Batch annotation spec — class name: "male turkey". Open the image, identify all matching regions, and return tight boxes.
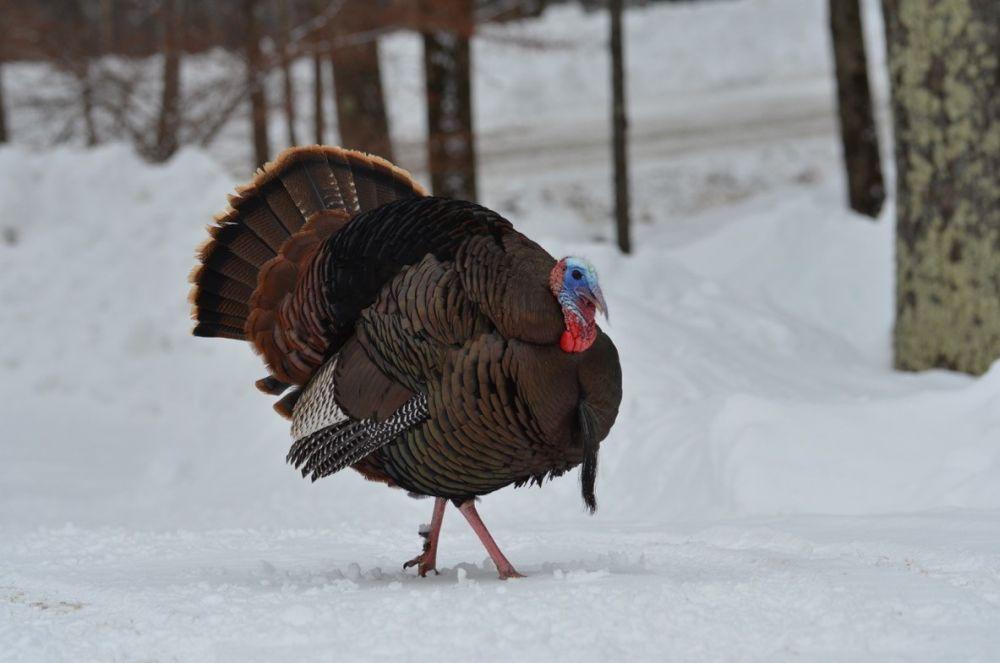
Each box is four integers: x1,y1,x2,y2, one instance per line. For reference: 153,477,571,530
189,146,621,578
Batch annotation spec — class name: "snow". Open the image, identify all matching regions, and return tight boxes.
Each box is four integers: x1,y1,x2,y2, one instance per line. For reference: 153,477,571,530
5,517,1000,661
3,0,1000,661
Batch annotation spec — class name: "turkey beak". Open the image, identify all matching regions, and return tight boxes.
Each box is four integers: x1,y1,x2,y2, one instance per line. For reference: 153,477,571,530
581,285,609,321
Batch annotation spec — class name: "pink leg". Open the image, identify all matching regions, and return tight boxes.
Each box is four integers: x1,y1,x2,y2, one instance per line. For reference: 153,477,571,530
404,497,446,576
458,500,525,580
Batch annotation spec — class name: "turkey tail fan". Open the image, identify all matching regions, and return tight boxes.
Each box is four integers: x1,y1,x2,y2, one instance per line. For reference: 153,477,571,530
578,403,600,514
287,393,430,482
189,145,426,351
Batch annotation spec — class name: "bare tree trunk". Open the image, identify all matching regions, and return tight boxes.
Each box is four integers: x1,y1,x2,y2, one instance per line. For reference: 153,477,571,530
65,0,99,147
884,0,1000,374
80,62,99,147
0,60,7,144
312,50,325,144
829,0,884,218
153,0,182,162
330,2,394,160
0,12,7,144
275,0,298,146
422,0,476,201
609,0,631,254
100,0,116,54
244,0,270,168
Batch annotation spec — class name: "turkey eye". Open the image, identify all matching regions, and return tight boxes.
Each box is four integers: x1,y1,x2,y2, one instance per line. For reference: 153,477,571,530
571,269,583,281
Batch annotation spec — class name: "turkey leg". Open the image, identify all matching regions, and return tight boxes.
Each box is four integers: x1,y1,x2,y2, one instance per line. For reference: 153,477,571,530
404,497,446,576
458,500,525,580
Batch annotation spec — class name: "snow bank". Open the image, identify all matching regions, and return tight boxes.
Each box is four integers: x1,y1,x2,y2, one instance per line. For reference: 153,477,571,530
710,365,1000,514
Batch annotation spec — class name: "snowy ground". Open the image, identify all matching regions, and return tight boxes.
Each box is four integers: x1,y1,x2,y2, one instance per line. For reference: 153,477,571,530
6,514,1000,661
3,1,1000,661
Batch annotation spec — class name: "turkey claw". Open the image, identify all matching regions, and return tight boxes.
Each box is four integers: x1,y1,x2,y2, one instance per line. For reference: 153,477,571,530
403,553,438,577
498,567,525,580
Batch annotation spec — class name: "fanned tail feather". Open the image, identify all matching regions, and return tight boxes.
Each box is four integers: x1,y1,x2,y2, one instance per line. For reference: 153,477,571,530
188,146,426,380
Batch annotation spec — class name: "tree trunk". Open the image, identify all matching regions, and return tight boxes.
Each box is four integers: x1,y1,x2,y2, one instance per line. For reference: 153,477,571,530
0,14,7,144
884,0,1000,374
330,2,394,160
99,0,116,54
329,39,394,159
65,0,99,147
153,0,182,162
829,0,884,218
312,50,325,144
422,0,477,201
0,60,7,144
610,0,631,254
80,62,99,147
275,0,298,146
244,0,270,168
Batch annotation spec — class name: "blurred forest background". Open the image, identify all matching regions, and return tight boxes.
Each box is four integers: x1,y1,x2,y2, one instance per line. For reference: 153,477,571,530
0,0,996,374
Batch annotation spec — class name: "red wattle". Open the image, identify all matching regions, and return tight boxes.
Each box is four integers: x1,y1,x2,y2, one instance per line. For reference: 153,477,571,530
560,331,576,352
560,318,596,353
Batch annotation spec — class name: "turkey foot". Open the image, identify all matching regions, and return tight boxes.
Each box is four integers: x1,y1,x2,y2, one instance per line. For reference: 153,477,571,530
404,497,446,576
458,500,525,580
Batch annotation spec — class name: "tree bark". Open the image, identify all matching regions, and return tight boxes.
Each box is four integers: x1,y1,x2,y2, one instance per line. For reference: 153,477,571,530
330,1,394,160
0,60,7,144
244,0,270,168
0,12,7,144
829,0,884,218
610,0,631,254
884,0,1000,374
152,0,182,162
79,61,99,147
312,50,325,144
422,0,477,201
274,0,298,146
65,0,99,147
99,0,116,54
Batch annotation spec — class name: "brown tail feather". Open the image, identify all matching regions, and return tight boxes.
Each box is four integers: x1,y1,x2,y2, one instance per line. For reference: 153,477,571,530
189,145,426,383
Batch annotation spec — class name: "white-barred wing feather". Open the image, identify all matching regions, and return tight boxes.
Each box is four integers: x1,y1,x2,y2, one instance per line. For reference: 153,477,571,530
287,393,429,482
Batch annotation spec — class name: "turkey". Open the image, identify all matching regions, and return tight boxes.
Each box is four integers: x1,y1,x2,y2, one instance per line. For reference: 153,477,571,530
189,146,622,579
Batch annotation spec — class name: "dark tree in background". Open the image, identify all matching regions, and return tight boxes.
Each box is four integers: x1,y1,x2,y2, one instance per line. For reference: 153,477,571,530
330,0,394,160
274,0,299,147
66,0,99,147
421,0,477,201
312,50,325,144
883,0,1000,375
609,0,631,254
829,0,884,218
243,0,270,167
0,14,7,144
152,0,182,162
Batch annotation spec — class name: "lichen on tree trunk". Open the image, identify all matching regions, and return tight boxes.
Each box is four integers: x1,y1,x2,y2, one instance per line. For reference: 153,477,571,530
883,0,1000,375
